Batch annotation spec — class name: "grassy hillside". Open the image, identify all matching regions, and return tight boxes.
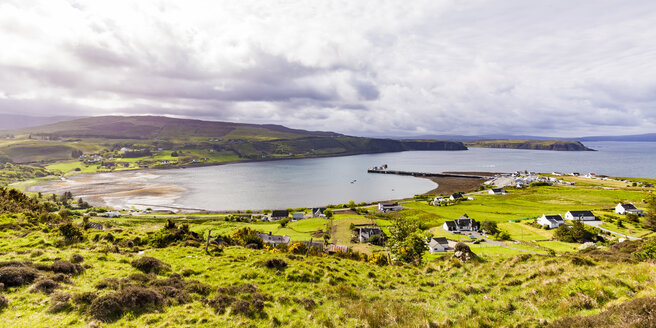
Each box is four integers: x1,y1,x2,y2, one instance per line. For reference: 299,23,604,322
6,116,339,141
0,193,655,326
0,116,466,168
466,139,594,151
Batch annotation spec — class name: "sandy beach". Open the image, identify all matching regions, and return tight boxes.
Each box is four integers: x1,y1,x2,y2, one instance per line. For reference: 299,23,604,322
27,170,188,211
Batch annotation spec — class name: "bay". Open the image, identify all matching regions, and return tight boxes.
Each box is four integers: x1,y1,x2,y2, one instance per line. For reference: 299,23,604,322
31,141,656,211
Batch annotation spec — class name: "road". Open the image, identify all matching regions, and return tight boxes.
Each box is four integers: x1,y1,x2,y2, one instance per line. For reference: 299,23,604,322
583,220,641,240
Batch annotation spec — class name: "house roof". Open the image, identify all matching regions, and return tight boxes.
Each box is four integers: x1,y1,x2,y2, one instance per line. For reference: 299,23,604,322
430,237,449,245
542,214,564,224
312,207,327,214
271,210,289,217
444,221,456,230
491,188,505,192
619,203,638,210
360,227,382,236
258,233,291,244
379,202,399,207
567,210,595,217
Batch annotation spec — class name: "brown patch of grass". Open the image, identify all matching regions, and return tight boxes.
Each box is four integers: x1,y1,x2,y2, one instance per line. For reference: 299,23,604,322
549,296,656,328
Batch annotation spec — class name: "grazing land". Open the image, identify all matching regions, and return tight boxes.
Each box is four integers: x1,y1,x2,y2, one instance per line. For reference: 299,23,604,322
0,170,655,327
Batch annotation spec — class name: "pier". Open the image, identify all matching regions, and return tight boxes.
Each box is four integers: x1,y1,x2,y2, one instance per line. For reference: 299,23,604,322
367,169,485,179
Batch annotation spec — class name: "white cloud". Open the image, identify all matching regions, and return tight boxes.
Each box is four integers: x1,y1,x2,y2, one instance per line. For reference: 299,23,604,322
0,0,655,137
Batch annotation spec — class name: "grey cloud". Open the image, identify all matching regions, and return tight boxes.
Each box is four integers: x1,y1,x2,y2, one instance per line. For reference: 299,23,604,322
1,0,656,137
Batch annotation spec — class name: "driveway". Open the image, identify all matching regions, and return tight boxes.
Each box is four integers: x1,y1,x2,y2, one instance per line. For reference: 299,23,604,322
583,220,641,240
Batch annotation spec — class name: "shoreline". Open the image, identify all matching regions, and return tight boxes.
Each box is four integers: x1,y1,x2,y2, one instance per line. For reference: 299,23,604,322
25,167,497,213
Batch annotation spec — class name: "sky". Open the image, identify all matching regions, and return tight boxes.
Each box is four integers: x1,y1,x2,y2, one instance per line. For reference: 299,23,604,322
1,0,656,137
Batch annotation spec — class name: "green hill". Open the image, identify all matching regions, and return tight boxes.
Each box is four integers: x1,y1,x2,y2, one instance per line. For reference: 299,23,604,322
6,115,340,141
0,116,466,166
466,139,594,151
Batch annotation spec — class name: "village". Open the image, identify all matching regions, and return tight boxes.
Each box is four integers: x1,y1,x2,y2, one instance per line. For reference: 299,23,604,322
88,169,653,259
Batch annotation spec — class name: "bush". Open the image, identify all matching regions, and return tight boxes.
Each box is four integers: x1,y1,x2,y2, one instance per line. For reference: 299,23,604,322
0,294,7,310
208,294,236,314
51,260,84,275
289,242,308,255
264,259,288,270
30,278,60,294
48,293,72,313
59,223,83,242
131,257,171,275
95,278,119,290
0,266,39,287
369,253,389,266
89,286,164,322
72,291,98,305
70,254,84,264
88,294,123,322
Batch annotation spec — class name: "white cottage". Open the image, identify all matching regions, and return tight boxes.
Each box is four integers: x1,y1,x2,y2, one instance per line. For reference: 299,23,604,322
378,202,403,212
537,214,564,229
615,203,644,216
428,237,450,253
565,211,596,221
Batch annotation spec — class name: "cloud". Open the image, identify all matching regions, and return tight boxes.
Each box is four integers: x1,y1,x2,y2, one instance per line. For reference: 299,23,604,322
0,0,655,137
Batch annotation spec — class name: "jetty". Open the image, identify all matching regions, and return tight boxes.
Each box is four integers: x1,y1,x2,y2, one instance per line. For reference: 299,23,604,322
367,168,485,179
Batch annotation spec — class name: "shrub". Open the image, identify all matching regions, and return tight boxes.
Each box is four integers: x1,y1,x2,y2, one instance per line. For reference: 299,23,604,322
88,294,124,322
131,257,171,275
51,260,84,275
369,253,389,266
207,294,236,314
289,242,308,255
30,278,60,294
70,254,84,264
72,291,98,305
47,293,72,313
0,266,39,287
264,259,288,270
0,294,7,310
95,278,119,290
59,223,83,242
184,281,212,296
231,299,265,318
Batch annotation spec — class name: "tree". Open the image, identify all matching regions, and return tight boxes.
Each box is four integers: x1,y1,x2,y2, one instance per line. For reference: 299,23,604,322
59,223,83,242
323,209,333,219
368,234,384,246
570,221,593,242
388,217,427,264
279,218,290,228
171,151,179,157
481,221,499,235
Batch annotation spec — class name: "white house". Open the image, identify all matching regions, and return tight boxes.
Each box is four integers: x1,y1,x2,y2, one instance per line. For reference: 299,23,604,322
311,208,327,218
488,188,508,195
443,216,480,233
292,212,305,221
378,202,403,212
105,211,121,218
258,232,291,247
359,227,383,243
565,210,596,221
615,203,644,216
449,193,464,201
537,214,564,229
428,237,450,253
432,197,447,205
